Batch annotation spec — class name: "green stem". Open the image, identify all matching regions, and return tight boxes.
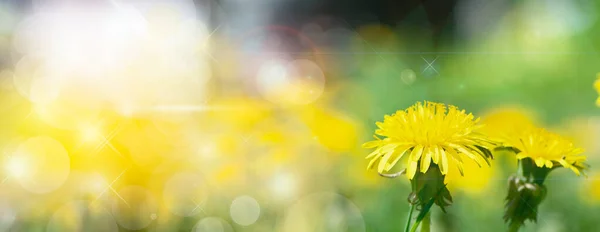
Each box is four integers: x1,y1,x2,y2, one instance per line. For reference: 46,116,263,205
508,222,521,232
421,212,431,232
409,220,420,232
409,212,431,232
404,204,415,232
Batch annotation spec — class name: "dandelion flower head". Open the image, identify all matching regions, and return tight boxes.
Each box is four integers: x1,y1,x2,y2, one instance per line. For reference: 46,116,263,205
508,127,587,175
363,101,496,179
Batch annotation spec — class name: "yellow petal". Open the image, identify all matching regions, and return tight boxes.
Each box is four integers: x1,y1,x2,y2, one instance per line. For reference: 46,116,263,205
377,151,395,173
420,147,432,173
440,148,449,175
367,156,380,170
385,145,413,171
365,149,382,160
445,148,464,175
558,159,581,175
452,144,485,167
380,143,400,154
432,146,440,164
515,153,528,160
362,140,381,148
534,158,545,167
570,166,581,175
445,147,463,162
411,144,424,161
456,160,465,176
407,160,418,179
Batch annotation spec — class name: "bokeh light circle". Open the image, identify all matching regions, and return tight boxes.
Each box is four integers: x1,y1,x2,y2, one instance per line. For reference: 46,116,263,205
66,171,108,199
12,56,40,100
10,136,70,194
269,172,297,202
255,58,290,102
163,172,209,217
192,217,234,232
111,186,158,230
286,59,326,104
32,99,102,130
256,59,325,105
229,195,261,226
401,69,417,85
279,192,366,232
28,73,60,104
46,200,118,232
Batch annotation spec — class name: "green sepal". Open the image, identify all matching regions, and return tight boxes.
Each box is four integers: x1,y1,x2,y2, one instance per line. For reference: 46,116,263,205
475,145,494,160
409,164,453,212
503,175,548,228
494,146,521,154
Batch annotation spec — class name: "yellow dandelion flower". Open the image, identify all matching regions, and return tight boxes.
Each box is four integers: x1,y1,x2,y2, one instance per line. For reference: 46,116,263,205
479,106,538,170
508,127,587,175
363,101,496,179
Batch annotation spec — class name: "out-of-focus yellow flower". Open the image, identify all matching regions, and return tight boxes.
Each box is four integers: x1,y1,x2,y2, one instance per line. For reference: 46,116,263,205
444,158,494,195
116,119,174,167
507,127,587,175
344,159,384,188
298,106,360,153
555,117,600,162
209,97,271,132
216,163,243,183
594,73,600,106
582,173,600,203
363,101,496,179
479,106,538,144
479,106,538,170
